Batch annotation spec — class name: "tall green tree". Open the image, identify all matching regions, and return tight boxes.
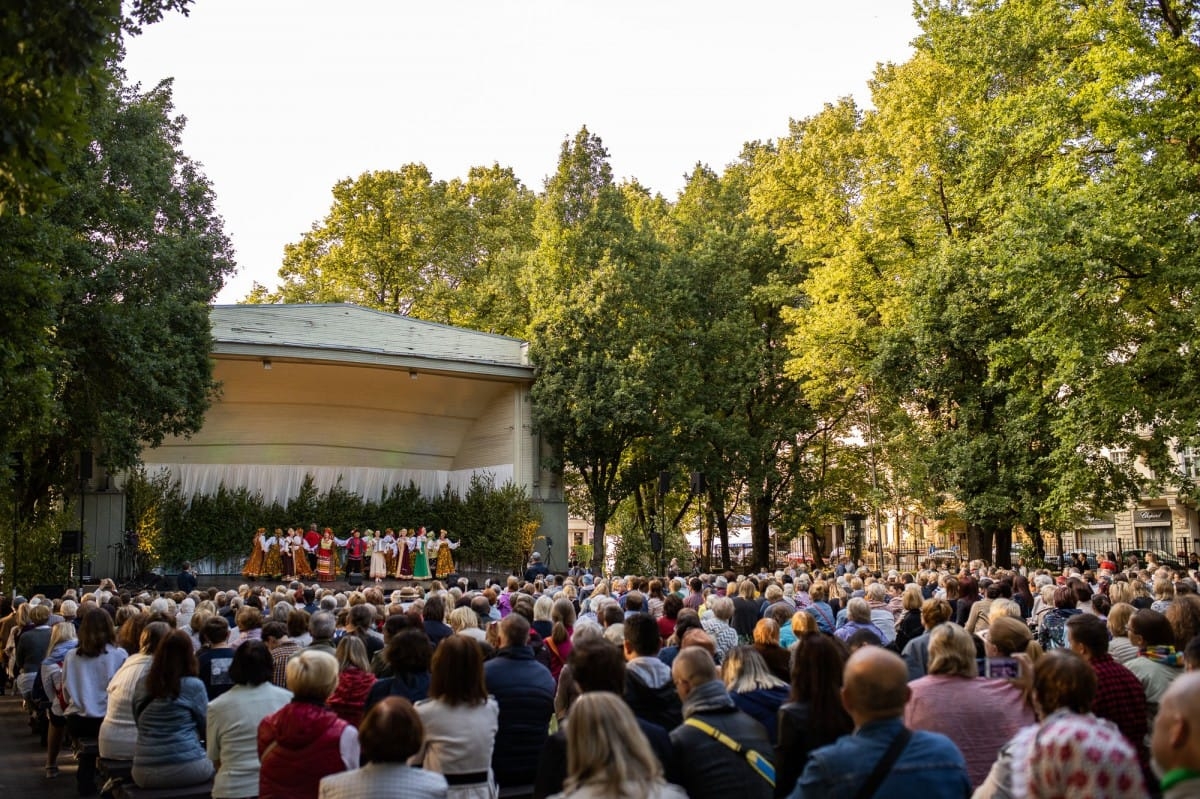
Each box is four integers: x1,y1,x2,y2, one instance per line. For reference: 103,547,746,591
2,75,234,519
526,127,672,572
258,163,536,336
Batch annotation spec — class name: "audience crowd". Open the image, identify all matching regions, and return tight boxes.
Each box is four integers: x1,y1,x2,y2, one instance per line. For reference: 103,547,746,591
4,549,1200,798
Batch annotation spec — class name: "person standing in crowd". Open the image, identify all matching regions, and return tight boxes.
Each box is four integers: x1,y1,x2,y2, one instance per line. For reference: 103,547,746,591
62,608,128,796
414,636,499,799
485,613,556,790
548,692,686,799
258,649,359,799
901,598,954,681
343,529,367,580
369,529,391,583
973,650,1145,798
1150,671,1200,799
316,528,340,582
525,551,550,583
434,529,461,579
721,647,788,744
178,561,198,593
670,647,775,799
700,596,739,662
131,630,214,790
789,646,969,798
207,641,292,799
318,697,448,799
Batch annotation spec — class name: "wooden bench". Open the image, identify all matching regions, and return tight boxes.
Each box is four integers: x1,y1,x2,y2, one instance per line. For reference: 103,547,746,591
98,757,133,781
72,736,100,758
498,785,534,799
112,779,213,799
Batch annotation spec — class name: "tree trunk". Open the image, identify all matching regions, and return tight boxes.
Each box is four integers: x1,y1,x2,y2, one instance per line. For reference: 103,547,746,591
994,525,1013,569
592,516,607,574
751,494,772,570
966,522,991,563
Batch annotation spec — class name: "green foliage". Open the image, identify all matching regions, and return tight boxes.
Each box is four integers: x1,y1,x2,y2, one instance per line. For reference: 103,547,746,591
0,508,78,594
125,470,537,574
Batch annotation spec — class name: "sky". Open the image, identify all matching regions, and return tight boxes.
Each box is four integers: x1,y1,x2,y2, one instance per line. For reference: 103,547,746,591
121,1,923,304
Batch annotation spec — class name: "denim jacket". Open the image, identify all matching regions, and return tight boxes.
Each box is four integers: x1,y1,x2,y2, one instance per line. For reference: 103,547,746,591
787,717,970,799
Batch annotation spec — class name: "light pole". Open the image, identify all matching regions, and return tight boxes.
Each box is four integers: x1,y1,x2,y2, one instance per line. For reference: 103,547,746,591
844,512,866,567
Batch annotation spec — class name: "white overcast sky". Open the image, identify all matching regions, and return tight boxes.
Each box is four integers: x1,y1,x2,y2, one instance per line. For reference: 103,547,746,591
122,1,922,304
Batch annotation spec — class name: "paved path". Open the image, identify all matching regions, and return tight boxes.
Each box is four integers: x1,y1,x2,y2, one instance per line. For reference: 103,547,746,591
0,693,80,798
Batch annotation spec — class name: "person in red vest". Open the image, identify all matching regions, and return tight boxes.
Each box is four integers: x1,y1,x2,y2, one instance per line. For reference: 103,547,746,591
303,523,321,573
258,649,358,799
344,529,367,580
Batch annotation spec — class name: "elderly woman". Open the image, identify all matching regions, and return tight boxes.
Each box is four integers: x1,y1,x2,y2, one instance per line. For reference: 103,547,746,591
893,585,926,653
906,623,1035,788
259,649,359,799
1107,602,1140,663
973,650,1146,798
700,596,739,662
131,630,214,789
207,641,292,799
833,598,885,645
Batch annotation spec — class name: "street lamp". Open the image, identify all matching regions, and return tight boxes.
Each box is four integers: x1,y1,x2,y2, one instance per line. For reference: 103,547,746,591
844,512,866,567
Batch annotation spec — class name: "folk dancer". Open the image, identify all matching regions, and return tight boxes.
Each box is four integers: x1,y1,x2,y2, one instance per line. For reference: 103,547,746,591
262,528,286,579
434,529,461,579
411,527,431,580
343,529,367,580
369,531,391,583
316,528,341,582
394,529,413,578
287,527,314,579
302,523,321,572
241,528,267,579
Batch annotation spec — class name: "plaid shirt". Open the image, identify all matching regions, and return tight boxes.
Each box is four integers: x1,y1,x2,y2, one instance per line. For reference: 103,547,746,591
1091,654,1148,753
270,639,302,688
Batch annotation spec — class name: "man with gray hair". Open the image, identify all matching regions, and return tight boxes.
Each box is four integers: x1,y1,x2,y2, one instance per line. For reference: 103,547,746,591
306,611,337,656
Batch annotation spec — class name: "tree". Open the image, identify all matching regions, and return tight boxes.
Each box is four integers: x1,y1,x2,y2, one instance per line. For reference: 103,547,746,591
526,127,673,572
2,75,234,522
0,0,192,215
259,163,537,335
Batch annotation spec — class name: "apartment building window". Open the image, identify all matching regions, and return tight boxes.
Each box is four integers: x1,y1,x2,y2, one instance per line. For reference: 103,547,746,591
1182,446,1200,480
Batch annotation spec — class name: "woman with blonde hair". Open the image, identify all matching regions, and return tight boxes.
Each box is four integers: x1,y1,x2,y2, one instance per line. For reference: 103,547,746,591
1106,602,1139,663
751,618,790,682
1108,580,1135,607
548,691,685,799
986,616,1044,665
40,621,79,778
906,623,1035,788
721,647,788,744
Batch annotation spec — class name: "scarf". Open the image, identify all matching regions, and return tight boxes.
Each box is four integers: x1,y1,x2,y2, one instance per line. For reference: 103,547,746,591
1140,645,1183,667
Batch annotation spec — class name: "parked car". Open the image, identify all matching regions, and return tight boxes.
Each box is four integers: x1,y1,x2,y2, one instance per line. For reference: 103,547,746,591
1122,549,1186,571
924,549,961,570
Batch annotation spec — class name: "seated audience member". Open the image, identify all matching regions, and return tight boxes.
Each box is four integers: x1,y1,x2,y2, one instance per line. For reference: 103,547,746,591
790,646,969,798
1150,671,1200,798
63,608,129,796
670,647,775,799
414,635,499,797
624,613,683,730
326,635,377,726
974,649,1145,799
1065,612,1149,771
485,612,556,789
904,623,1034,788
363,627,433,713
207,640,292,799
752,618,791,683
131,630,214,789
722,646,789,744
99,621,171,762
1126,609,1185,730
900,598,954,681
549,692,685,799
536,639,677,799
318,697,448,799
197,614,236,700
259,649,359,799
776,633,853,798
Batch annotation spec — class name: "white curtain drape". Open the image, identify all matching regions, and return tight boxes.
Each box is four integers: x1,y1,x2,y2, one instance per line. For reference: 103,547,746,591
146,463,515,507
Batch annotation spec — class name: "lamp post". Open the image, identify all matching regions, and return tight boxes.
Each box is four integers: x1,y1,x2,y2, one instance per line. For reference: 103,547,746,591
844,512,866,567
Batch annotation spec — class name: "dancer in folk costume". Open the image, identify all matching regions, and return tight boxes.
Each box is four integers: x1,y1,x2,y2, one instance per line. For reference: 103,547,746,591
316,528,341,582
434,529,461,578
261,528,286,579
411,527,432,580
242,528,267,578
287,527,314,579
394,528,413,578
302,523,321,572
369,530,391,583
342,529,367,579
380,528,398,575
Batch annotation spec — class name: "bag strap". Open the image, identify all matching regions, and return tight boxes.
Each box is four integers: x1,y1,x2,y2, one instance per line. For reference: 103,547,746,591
684,718,775,787
854,727,912,799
